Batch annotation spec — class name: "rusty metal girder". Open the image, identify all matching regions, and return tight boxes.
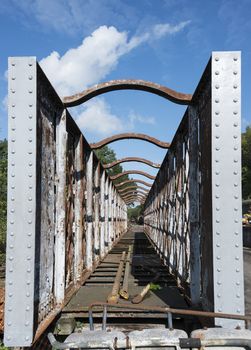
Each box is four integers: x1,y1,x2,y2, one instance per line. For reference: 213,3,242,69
125,199,145,205
119,185,149,194
123,192,146,198
116,179,153,188
63,79,193,107
125,197,144,203
110,170,155,181
90,133,170,149
120,189,148,198
124,195,146,203
103,157,161,169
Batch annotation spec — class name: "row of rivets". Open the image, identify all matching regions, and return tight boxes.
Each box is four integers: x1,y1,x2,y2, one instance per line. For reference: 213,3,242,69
7,59,16,318
213,54,242,317
6,60,36,340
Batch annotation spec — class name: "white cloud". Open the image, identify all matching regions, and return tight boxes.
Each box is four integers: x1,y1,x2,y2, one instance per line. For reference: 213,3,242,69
74,98,124,135
128,111,155,128
40,26,130,96
72,98,156,136
40,22,190,96
153,21,191,38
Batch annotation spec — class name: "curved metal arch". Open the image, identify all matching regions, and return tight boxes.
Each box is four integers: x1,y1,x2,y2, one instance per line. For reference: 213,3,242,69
103,157,160,169
90,133,169,150
110,170,155,181
125,199,145,205
63,79,192,107
123,192,146,198
121,189,148,198
123,193,146,201
124,196,146,204
126,199,144,205
116,179,152,188
119,185,149,193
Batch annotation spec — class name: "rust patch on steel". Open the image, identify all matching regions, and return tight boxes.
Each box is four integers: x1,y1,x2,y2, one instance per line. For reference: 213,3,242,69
119,185,149,193
103,157,161,169
88,302,251,322
125,195,145,200
110,170,155,181
90,133,170,149
124,194,146,200
120,189,148,198
63,79,193,107
116,179,153,188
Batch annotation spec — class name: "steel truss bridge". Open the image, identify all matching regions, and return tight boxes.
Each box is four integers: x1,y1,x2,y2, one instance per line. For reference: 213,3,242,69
4,52,250,348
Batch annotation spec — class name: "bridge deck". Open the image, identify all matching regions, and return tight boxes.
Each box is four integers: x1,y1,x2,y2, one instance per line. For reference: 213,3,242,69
63,225,188,323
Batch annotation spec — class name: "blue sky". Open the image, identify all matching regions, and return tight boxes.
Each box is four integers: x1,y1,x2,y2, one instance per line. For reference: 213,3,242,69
1,0,251,192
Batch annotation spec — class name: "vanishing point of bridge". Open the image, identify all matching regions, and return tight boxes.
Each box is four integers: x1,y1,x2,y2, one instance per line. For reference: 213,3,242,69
4,52,249,348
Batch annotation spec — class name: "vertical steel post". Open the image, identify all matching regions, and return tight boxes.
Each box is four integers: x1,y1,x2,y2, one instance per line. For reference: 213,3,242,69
114,191,118,239
108,182,112,248
111,186,115,241
94,161,100,260
55,110,67,301
211,52,244,327
86,150,93,269
100,170,105,257
4,57,37,347
104,176,109,251
74,135,84,282
188,106,201,305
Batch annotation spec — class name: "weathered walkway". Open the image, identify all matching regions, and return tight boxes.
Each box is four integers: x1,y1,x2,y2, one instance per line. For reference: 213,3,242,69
62,225,189,329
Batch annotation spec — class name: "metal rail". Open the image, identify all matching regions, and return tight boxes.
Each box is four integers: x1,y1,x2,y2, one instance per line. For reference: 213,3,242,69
63,79,193,107
110,170,155,181
119,186,149,194
103,157,161,169
90,133,170,149
120,190,148,198
116,179,153,188
123,194,146,201
88,302,251,325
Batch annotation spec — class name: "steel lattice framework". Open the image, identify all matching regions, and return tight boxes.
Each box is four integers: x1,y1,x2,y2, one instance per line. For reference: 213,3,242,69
4,52,245,347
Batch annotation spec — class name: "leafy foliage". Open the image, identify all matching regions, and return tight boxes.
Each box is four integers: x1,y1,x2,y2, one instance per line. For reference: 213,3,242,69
149,283,161,291
242,126,251,199
0,139,7,264
95,145,136,191
127,204,144,222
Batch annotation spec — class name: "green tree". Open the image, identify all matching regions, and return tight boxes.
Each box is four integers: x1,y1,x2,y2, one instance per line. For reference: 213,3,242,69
95,145,136,190
242,126,251,199
127,204,144,223
0,139,7,264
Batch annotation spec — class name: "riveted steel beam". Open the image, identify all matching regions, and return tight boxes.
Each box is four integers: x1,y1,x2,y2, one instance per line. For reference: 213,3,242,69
125,197,145,204
90,133,170,149
110,170,155,181
116,179,153,188
118,185,149,194
63,79,192,107
120,189,148,198
103,157,160,169
124,194,146,202
4,57,129,347
125,197,145,203
123,193,146,199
